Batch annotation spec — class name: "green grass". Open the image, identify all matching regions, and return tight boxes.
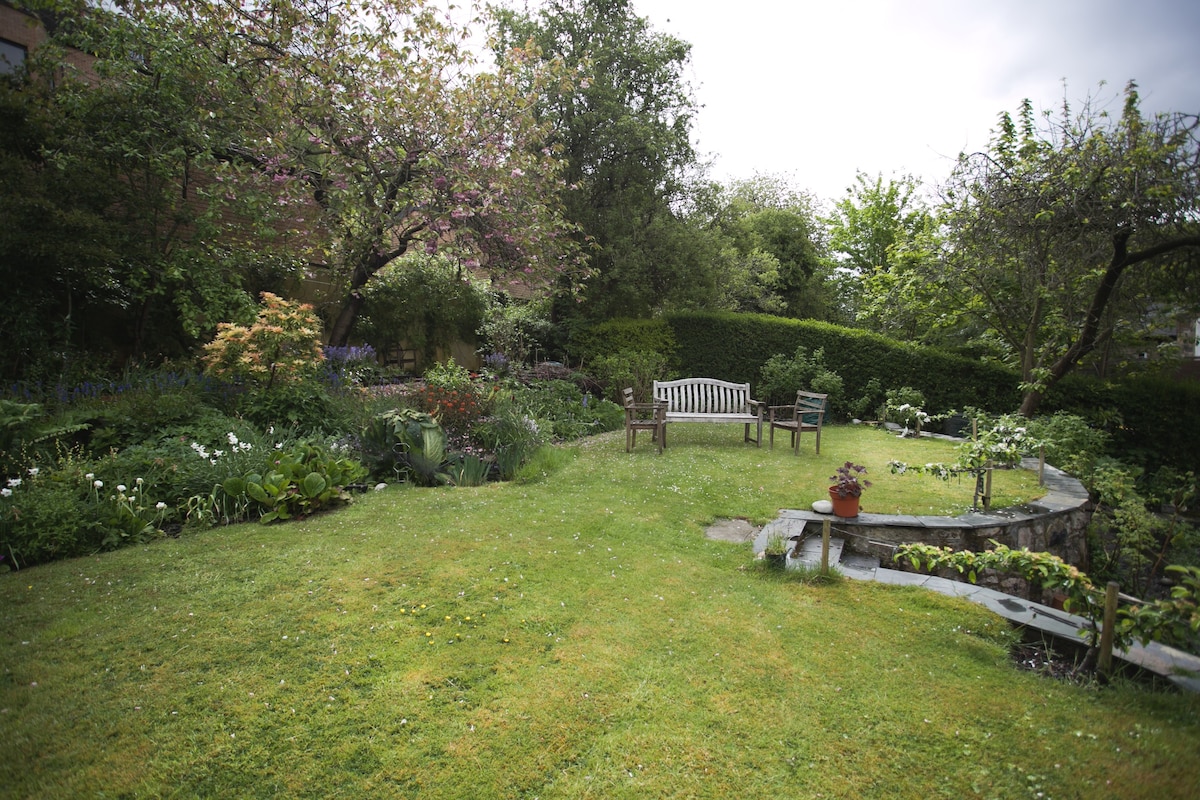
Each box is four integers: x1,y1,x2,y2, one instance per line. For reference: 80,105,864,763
2,425,1197,798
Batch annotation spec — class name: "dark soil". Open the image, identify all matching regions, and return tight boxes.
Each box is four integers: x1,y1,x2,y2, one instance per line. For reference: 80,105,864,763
1011,640,1090,682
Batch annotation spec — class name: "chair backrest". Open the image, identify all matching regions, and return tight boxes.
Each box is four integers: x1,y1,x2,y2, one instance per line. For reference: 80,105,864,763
795,390,827,425
622,387,636,407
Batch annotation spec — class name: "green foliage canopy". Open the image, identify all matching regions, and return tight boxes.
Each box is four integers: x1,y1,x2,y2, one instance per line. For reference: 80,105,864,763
490,0,704,321
934,83,1200,414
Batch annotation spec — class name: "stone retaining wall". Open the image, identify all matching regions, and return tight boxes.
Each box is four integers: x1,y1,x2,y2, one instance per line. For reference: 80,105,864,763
783,458,1093,570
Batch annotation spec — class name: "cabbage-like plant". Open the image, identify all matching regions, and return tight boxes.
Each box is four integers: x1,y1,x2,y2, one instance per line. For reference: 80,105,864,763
360,408,450,486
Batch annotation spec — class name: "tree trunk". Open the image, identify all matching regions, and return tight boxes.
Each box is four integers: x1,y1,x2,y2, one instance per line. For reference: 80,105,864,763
327,290,365,347
324,244,409,346
1015,231,1200,416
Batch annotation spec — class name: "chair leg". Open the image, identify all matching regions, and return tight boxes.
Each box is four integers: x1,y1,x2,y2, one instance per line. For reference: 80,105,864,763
814,427,821,455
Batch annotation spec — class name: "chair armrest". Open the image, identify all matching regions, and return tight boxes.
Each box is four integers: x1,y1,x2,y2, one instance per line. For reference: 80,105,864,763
768,405,795,421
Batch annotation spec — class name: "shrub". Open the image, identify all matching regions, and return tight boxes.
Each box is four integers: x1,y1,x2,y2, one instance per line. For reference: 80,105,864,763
236,381,337,435
323,345,382,388
477,296,555,365
849,378,886,421
1,452,175,568
570,318,678,366
1023,412,1109,478
360,408,451,486
589,349,670,404
473,399,545,481
510,380,623,441
215,442,367,524
1,467,93,568
758,345,844,412
202,292,325,390
882,387,927,430
357,253,489,365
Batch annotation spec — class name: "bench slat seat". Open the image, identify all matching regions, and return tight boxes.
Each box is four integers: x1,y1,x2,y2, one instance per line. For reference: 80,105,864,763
653,378,763,448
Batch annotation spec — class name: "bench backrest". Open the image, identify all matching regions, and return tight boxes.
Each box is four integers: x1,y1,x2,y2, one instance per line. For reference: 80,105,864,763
654,378,752,414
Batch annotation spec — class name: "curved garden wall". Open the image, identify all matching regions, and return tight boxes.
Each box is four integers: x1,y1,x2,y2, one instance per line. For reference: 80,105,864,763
788,458,1092,571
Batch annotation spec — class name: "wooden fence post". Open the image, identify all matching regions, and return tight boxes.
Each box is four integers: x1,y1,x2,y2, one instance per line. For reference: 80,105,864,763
821,519,831,573
1098,581,1120,677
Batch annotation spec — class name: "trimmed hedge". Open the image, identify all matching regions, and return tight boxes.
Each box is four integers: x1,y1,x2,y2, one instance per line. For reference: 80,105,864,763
572,312,1020,414
1046,373,1200,474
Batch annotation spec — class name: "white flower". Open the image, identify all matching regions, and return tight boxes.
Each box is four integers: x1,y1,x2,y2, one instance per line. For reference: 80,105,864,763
227,432,239,446
213,450,224,458
7,478,21,488
94,480,103,488
1,488,11,498
136,477,144,485
156,502,167,510
85,472,95,480
27,467,39,477
117,484,127,493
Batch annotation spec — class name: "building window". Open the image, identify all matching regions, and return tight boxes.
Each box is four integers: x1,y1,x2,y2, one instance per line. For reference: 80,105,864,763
0,38,26,74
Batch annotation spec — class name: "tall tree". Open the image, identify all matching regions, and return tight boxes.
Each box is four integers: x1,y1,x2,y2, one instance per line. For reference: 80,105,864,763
127,0,584,346
0,2,291,377
934,84,1200,414
825,171,939,337
698,173,836,319
490,0,703,320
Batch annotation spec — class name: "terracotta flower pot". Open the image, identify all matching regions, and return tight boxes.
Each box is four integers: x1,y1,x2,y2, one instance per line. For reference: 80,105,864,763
828,487,860,518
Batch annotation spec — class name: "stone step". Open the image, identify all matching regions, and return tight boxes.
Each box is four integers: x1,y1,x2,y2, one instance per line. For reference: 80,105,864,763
752,517,808,555
786,535,844,570
840,552,882,573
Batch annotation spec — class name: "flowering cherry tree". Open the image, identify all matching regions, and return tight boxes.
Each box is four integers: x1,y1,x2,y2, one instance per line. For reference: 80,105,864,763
130,0,586,345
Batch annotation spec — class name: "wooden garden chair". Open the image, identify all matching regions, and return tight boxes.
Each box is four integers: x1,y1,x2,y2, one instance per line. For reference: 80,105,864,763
623,387,666,454
768,390,827,455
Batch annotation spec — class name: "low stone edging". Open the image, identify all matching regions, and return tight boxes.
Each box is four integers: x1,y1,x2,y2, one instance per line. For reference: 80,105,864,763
781,457,1093,570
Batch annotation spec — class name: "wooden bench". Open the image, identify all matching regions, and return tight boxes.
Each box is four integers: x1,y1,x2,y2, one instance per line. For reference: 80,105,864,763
653,378,764,448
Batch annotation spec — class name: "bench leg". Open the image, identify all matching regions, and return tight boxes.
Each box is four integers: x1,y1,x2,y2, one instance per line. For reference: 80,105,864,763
743,420,763,446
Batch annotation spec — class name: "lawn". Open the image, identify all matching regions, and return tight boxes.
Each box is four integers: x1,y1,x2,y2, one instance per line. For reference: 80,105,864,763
2,425,1197,798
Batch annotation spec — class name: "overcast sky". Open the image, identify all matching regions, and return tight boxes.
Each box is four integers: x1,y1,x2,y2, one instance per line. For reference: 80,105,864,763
625,0,1200,202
